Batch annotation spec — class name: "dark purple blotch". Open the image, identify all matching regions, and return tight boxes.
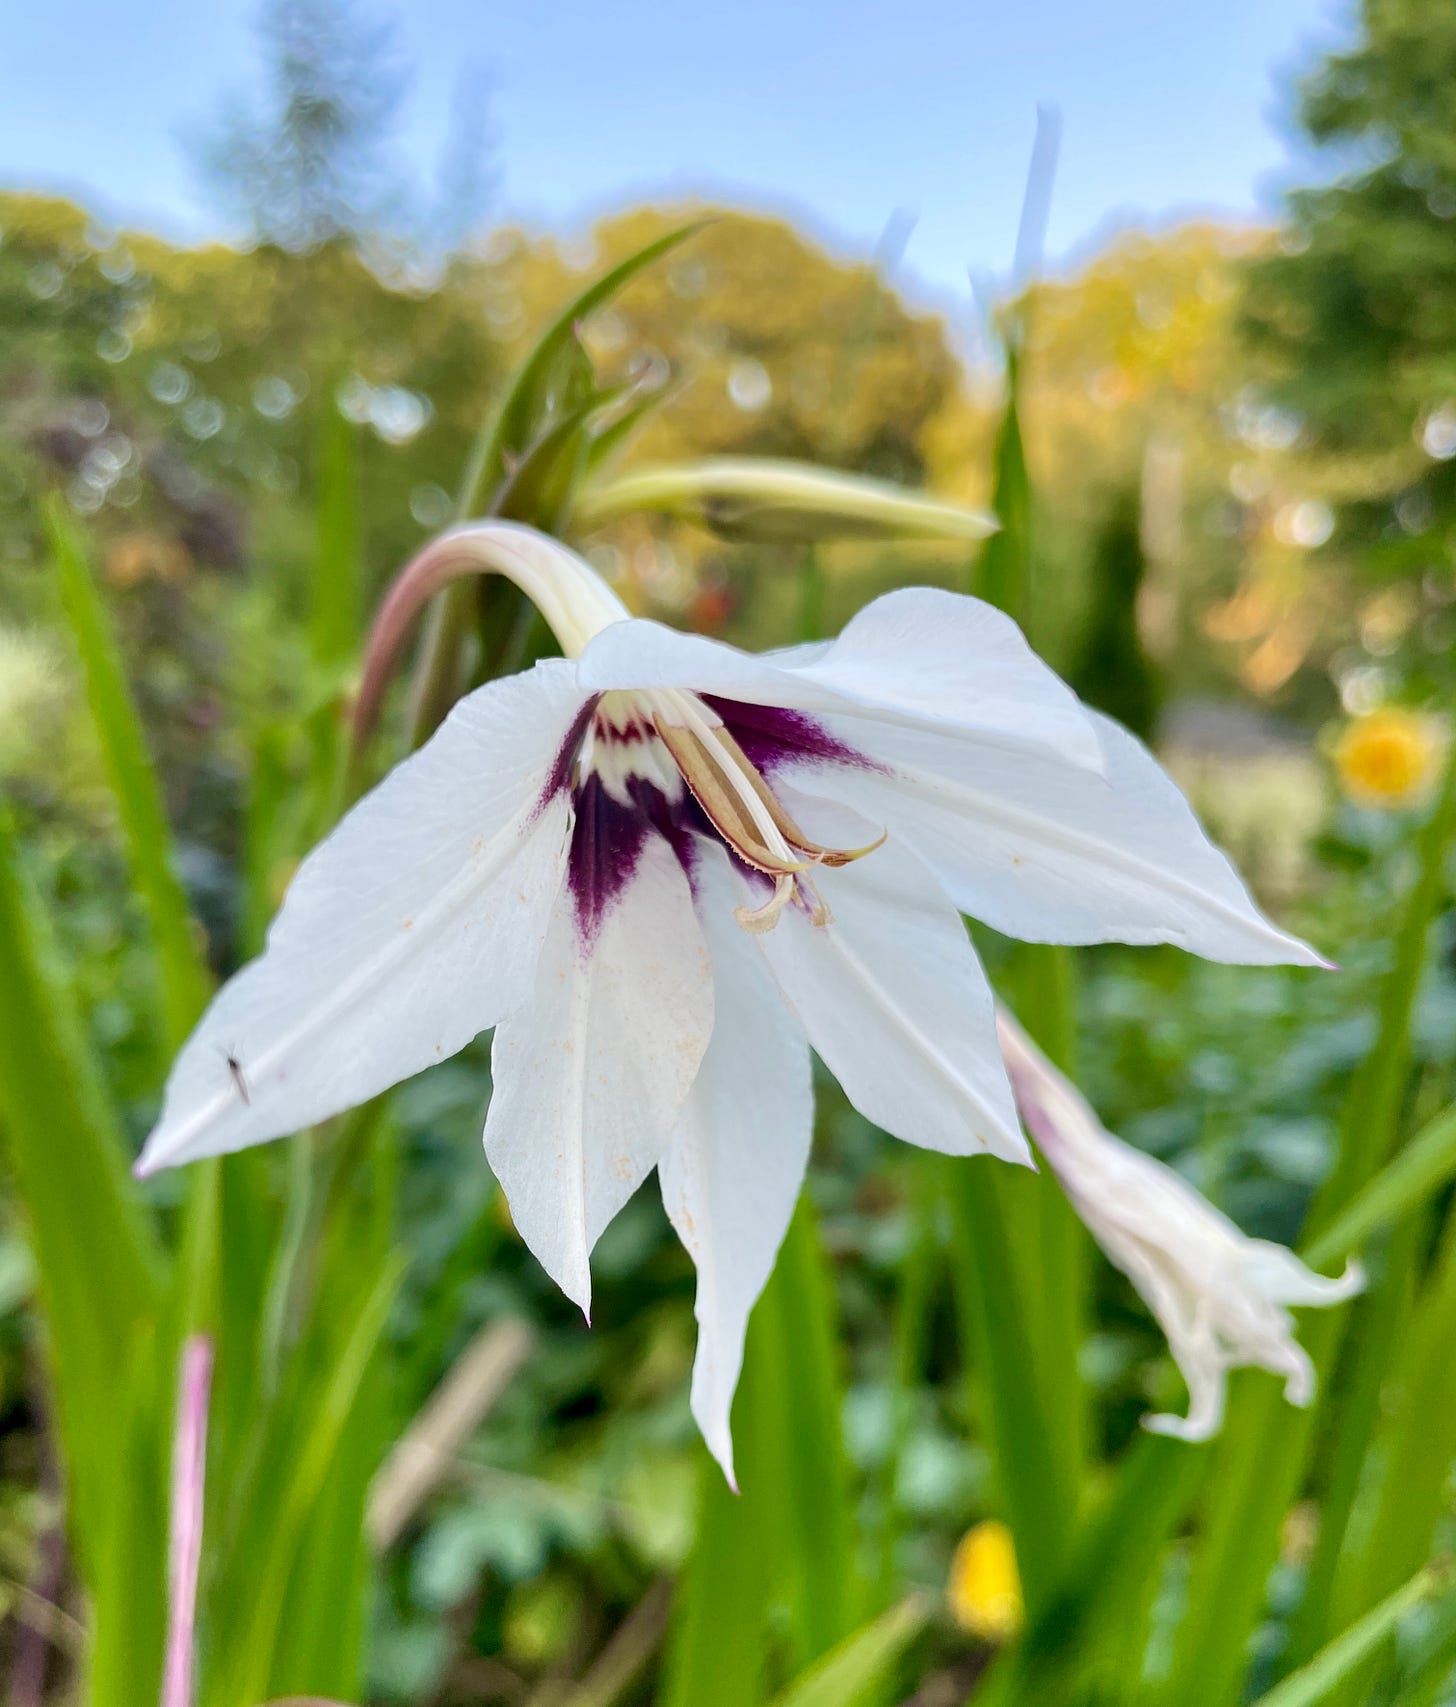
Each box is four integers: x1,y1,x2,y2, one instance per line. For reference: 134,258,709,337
566,773,712,945
702,696,871,774
536,695,599,816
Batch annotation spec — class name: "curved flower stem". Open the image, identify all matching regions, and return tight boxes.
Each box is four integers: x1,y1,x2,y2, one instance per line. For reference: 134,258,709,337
346,522,628,787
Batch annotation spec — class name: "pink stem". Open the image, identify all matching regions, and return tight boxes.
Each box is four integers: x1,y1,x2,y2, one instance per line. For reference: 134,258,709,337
162,1336,214,1707
351,529,494,752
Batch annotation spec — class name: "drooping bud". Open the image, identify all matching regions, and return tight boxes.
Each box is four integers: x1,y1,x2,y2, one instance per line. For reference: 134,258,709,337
995,1007,1362,1441
573,457,998,545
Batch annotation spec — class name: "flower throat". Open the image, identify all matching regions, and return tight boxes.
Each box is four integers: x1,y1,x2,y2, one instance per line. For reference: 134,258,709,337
555,690,881,942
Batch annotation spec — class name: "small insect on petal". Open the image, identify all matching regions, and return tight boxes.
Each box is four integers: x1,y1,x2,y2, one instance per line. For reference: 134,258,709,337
225,1053,251,1107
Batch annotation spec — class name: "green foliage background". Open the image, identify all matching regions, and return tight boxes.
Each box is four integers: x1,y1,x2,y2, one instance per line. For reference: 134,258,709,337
4,1,1456,1702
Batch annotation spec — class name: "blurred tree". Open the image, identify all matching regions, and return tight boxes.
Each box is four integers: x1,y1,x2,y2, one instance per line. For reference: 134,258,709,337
919,223,1374,708
475,206,966,645
200,0,409,253
197,0,495,258
1243,0,1456,454
197,0,402,252
1241,0,1456,688
486,206,956,484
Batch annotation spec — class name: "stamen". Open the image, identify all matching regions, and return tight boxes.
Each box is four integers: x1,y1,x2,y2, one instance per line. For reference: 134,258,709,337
650,688,886,880
733,874,798,934
654,692,807,868
583,688,883,938
654,717,813,877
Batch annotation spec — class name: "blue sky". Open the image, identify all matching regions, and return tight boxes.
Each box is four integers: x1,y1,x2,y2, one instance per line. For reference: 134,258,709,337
0,0,1351,309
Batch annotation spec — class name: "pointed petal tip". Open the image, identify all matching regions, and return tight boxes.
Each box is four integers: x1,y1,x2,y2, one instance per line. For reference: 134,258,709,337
133,1143,164,1180
980,1112,1036,1171
552,1260,594,1324
1288,930,1336,970
566,1273,593,1326
1260,931,1335,972
692,1389,740,1492
706,1433,738,1492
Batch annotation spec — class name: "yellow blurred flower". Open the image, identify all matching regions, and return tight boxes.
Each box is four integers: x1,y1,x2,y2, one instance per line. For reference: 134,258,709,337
948,1519,1023,1642
1333,709,1444,812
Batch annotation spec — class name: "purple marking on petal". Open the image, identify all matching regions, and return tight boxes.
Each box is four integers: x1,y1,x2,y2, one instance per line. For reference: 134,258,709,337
702,695,873,773
567,775,711,943
630,776,712,896
568,773,650,942
536,695,598,817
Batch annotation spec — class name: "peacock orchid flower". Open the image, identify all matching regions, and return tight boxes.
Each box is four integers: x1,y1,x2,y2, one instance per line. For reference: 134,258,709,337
995,1008,1362,1441
138,521,1327,1481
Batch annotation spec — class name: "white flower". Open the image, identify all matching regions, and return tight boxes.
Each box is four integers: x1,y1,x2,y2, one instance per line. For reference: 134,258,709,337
138,522,1323,1481
995,1009,1362,1441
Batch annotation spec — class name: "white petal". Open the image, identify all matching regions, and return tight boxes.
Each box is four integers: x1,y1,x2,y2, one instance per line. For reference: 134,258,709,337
484,835,715,1315
786,586,1102,766
659,847,813,1486
137,661,587,1173
747,806,1027,1165
810,708,1323,966
576,588,1101,766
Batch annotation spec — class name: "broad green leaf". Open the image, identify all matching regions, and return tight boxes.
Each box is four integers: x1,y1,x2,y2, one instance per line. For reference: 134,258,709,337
216,1253,404,1707
1303,1095,1456,1269
945,1157,1077,1618
46,495,211,1051
767,1595,930,1707
998,943,1089,1506
662,1198,857,1705
300,408,363,838
757,1199,860,1665
973,1433,1200,1706
408,223,705,742
465,222,706,515
975,344,1032,627
660,1448,777,1707
47,497,228,1382
309,406,362,671
1156,747,1456,1707
874,1160,939,1605
0,798,163,1556
943,352,1085,1618
1279,1217,1418,1679
87,1327,169,1706
1250,1560,1455,1707
1317,1216,1456,1704
265,1359,383,1700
